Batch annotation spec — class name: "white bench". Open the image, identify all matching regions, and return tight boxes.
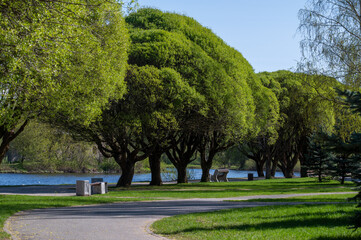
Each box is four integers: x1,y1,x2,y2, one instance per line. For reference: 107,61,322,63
211,169,229,182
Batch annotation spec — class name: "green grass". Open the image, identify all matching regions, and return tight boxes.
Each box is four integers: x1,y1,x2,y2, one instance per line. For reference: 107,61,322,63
238,194,356,203
151,204,361,240
0,178,358,239
108,178,355,199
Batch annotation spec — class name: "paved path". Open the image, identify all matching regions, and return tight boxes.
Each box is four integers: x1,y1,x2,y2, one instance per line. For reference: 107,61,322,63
4,192,355,240
0,185,75,196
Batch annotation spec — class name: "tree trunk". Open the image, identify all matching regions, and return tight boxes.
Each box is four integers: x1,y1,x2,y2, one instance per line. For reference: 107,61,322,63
177,164,188,184
149,152,163,186
340,175,345,185
200,147,215,182
114,155,136,187
0,120,28,164
300,165,308,178
201,162,212,182
117,161,135,187
255,160,265,177
283,167,294,178
0,143,10,164
265,156,272,179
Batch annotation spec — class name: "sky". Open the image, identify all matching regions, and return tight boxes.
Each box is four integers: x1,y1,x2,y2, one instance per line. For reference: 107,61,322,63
136,0,308,73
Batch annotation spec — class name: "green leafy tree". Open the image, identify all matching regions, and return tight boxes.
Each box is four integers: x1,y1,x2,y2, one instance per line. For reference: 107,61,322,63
243,71,336,179
7,121,101,173
70,65,203,186
126,8,278,183
0,0,129,163
330,89,361,230
304,132,333,182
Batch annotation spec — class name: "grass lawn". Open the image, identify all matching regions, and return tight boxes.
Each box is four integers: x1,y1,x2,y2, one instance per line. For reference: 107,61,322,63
151,204,361,240
0,178,358,239
239,193,357,203
109,178,355,199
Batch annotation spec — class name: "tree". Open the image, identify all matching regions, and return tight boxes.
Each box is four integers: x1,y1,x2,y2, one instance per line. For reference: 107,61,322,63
243,71,336,179
8,121,100,173
0,0,129,163
126,8,278,183
299,0,361,87
299,0,361,229
69,65,203,187
304,132,333,182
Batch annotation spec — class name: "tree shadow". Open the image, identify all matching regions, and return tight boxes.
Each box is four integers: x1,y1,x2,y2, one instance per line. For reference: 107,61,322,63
311,235,361,240
158,216,354,236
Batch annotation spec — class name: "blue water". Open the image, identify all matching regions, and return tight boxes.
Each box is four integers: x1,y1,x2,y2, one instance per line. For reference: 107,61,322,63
0,169,299,186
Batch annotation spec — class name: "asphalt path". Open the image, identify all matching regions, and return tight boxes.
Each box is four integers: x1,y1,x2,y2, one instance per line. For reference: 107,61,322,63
0,185,75,196
4,192,356,240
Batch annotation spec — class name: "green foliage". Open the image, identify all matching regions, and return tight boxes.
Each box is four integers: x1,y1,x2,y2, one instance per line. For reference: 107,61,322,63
212,146,248,169
305,132,333,182
244,71,338,178
329,88,361,230
8,121,101,173
299,0,361,87
126,8,278,140
123,8,280,183
0,0,129,162
1,0,129,125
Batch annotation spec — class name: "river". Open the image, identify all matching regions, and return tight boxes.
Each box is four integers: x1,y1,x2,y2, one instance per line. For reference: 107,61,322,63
0,169,299,186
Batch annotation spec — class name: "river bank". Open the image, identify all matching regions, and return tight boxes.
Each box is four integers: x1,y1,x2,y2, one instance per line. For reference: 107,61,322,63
0,170,299,186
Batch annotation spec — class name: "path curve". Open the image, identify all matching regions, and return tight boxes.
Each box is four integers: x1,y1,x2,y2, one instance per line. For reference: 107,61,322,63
4,192,355,240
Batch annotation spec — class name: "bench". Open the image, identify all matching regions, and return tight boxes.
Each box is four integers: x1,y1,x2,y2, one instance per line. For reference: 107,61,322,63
76,179,108,196
211,169,229,182
90,182,107,194
91,178,108,194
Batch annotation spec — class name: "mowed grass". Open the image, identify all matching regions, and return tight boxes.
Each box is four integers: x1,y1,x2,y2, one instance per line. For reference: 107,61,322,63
0,178,358,239
151,203,361,240
240,193,356,203
108,177,355,199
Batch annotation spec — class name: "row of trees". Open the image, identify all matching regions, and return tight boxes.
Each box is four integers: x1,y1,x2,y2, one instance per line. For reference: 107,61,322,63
2,4,355,188
241,71,340,179
298,0,361,230
53,8,352,187
58,8,282,187
2,0,361,231
2,2,360,193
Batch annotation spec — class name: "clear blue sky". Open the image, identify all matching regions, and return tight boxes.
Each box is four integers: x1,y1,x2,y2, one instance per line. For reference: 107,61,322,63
137,0,308,73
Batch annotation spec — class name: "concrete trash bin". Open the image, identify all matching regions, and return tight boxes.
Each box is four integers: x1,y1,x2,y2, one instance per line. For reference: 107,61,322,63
76,180,91,196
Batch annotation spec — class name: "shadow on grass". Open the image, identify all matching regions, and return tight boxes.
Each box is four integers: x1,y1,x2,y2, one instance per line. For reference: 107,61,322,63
157,216,356,237
311,235,361,240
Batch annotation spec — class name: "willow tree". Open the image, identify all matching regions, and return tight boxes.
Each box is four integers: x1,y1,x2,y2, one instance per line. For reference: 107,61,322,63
299,0,361,88
0,0,129,163
125,8,276,183
245,71,337,178
72,65,203,187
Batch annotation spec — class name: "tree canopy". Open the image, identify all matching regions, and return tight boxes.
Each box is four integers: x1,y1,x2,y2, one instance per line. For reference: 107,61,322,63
243,71,338,178
0,0,129,162
125,8,279,183
127,8,281,136
71,8,279,186
299,0,361,87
